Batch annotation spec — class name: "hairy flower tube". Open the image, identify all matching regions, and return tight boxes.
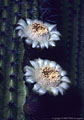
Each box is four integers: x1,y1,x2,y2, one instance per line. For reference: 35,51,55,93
24,58,70,96
16,19,60,49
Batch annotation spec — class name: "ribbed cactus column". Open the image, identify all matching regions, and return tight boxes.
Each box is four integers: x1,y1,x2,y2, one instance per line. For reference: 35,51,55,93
0,1,10,118
61,0,84,117
70,0,80,87
21,0,31,18
22,0,42,119
12,0,40,119
61,0,83,87
65,0,84,117
78,0,84,117
11,1,26,120
22,0,40,110
0,26,5,119
31,0,39,19
60,0,75,84
1,0,84,119
12,32,25,120
0,0,26,119
0,37,4,70
0,0,15,119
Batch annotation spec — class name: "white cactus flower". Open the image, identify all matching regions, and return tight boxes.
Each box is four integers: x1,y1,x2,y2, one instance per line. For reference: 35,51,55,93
16,19,61,49
24,58,71,96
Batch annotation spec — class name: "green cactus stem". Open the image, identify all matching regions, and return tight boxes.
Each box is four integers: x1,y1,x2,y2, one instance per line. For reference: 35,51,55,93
77,0,84,117
10,1,26,120
60,0,77,85
21,0,31,18
31,0,39,19
1,0,84,119
0,0,26,119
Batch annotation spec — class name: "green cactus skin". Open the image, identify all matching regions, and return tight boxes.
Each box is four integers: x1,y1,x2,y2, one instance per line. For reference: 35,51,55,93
9,0,40,119
0,36,4,70
60,0,75,85
0,1,9,118
0,0,84,119
78,0,84,117
70,0,80,88
9,1,26,120
61,0,84,117
60,0,83,86
21,0,31,18
0,0,26,119
31,0,39,19
22,0,40,119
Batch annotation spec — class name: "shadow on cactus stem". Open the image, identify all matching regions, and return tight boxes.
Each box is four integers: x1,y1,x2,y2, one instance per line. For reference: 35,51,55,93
23,95,40,116
0,72,3,83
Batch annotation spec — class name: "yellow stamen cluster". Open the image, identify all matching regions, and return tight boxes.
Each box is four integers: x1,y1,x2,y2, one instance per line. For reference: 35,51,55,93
39,66,61,84
30,22,48,36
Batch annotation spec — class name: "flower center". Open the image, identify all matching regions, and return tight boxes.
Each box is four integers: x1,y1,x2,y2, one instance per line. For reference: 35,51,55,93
30,22,48,36
39,66,61,83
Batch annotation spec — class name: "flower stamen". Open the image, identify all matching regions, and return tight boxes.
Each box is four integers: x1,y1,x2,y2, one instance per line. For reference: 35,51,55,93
30,22,48,36
39,66,61,84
